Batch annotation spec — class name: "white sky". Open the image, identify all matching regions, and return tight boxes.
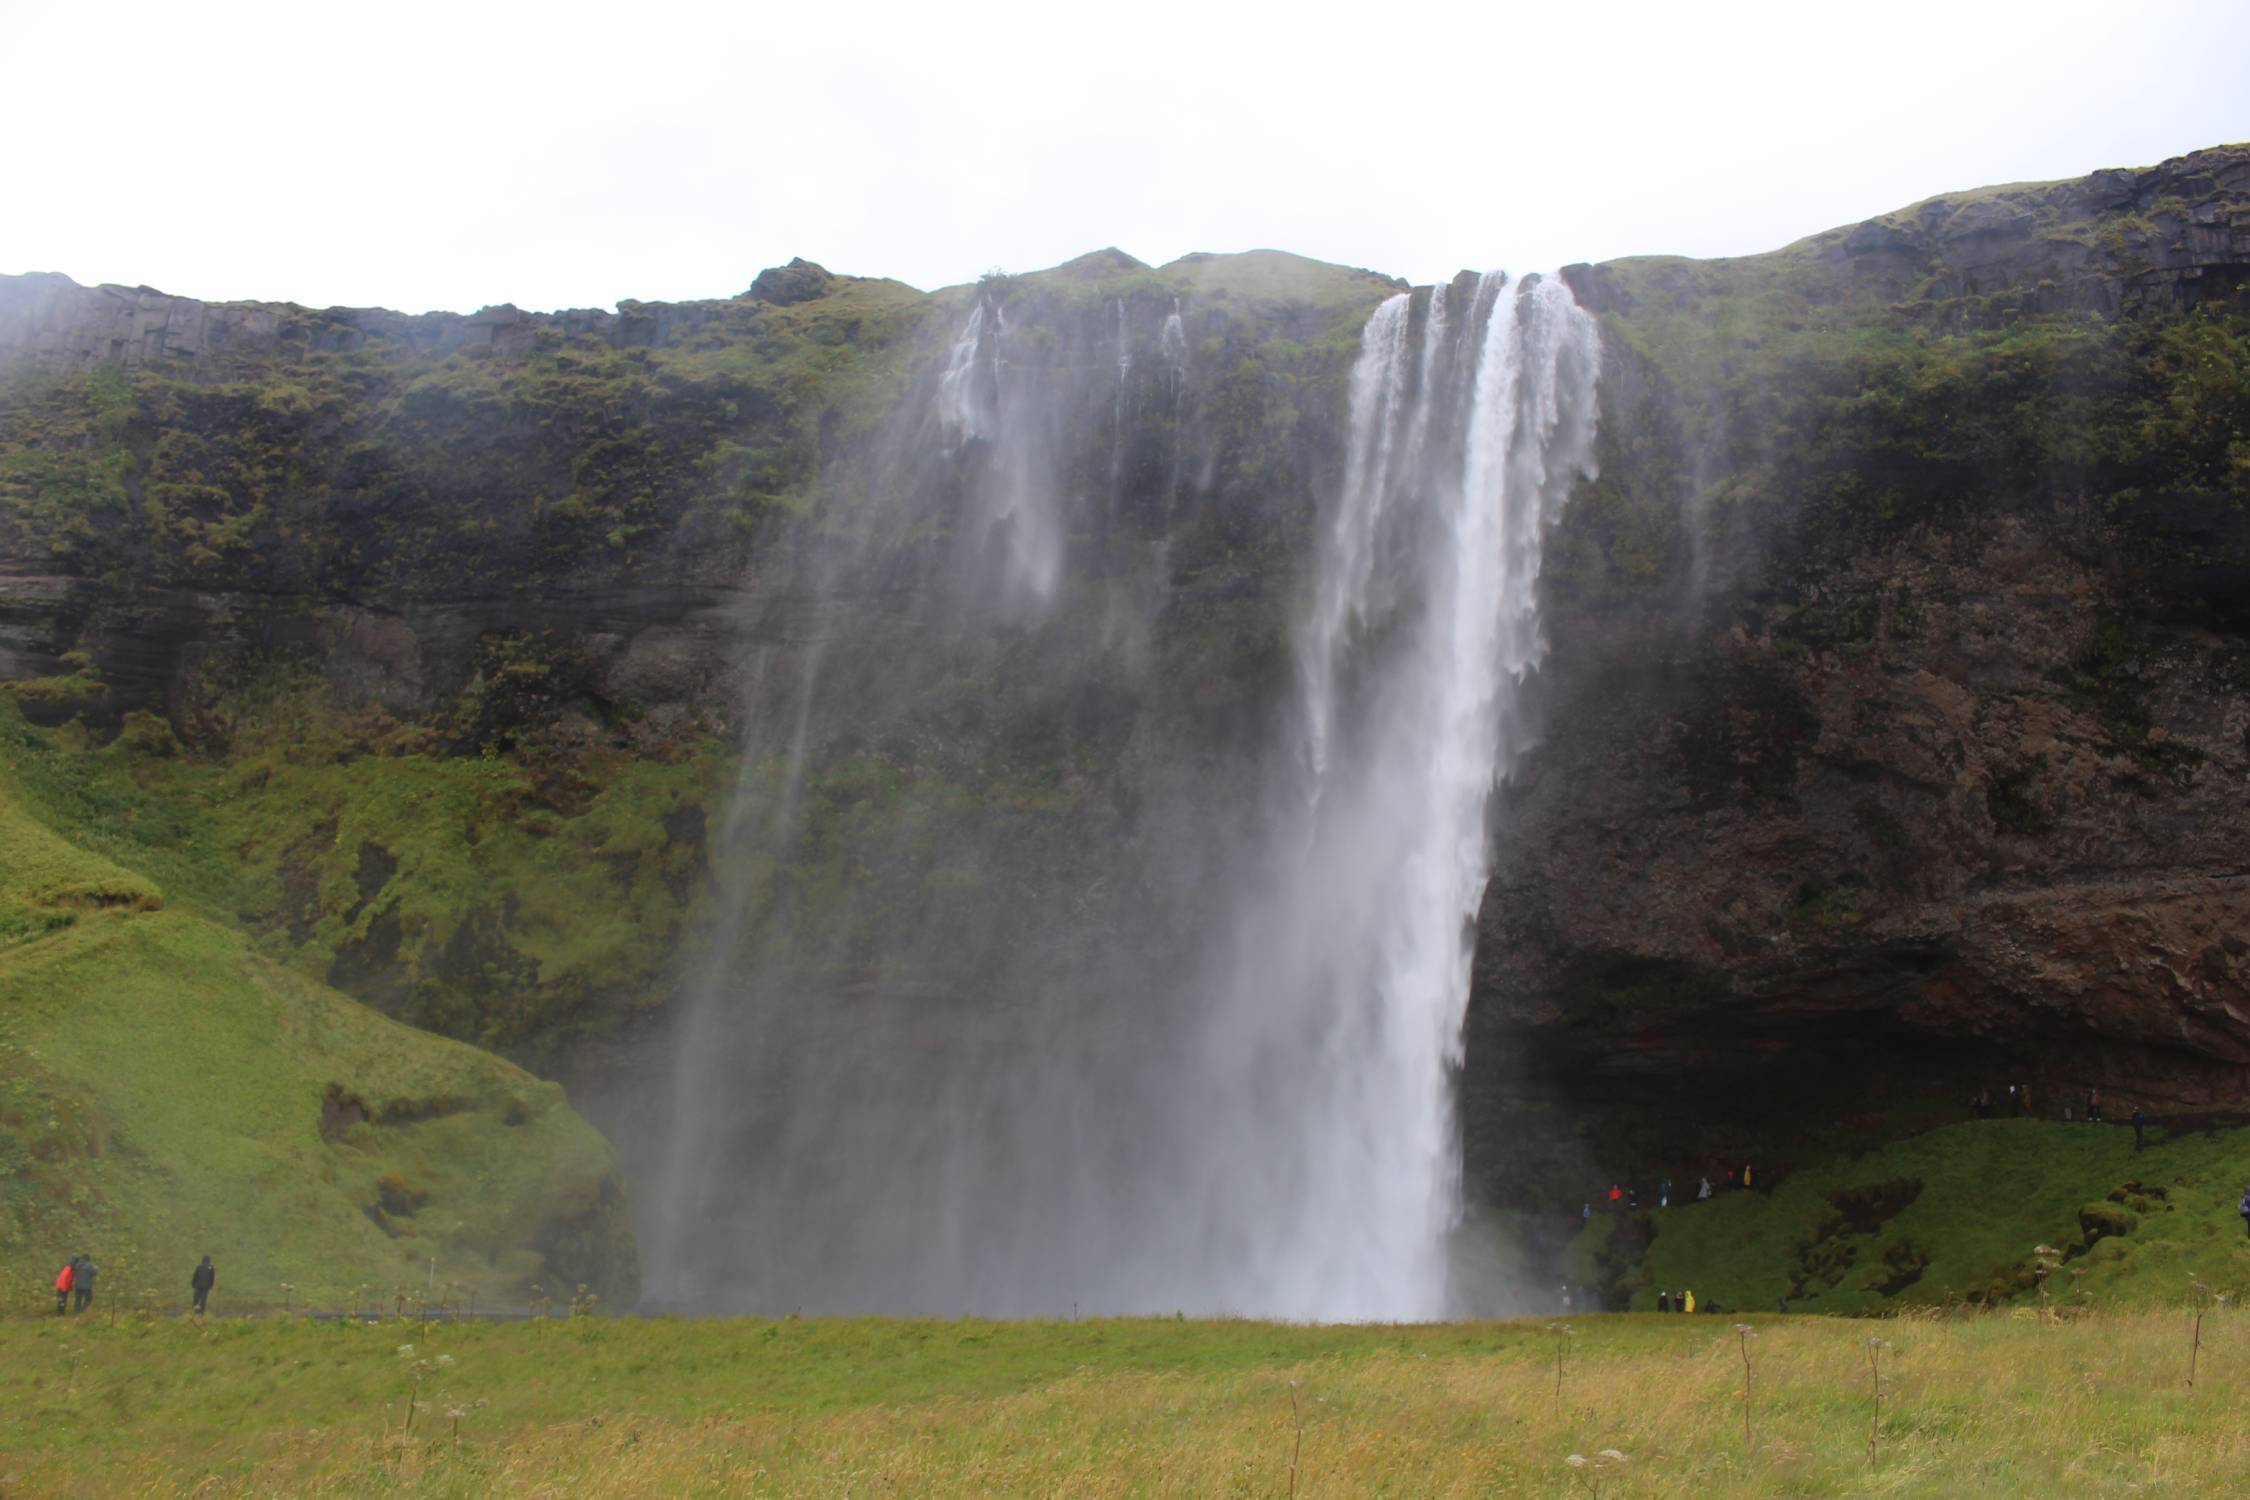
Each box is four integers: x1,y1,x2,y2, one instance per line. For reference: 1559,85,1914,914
4,0,2246,314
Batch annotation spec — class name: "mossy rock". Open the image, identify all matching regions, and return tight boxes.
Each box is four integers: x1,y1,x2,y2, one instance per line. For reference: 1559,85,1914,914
2078,1201,2141,1244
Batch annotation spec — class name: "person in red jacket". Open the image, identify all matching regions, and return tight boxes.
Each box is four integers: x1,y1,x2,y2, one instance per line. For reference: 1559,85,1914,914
53,1259,73,1316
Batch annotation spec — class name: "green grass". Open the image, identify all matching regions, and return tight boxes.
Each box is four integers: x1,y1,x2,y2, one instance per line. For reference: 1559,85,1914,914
4,1308,2249,1495
0,740,638,1312
1575,1119,2250,1315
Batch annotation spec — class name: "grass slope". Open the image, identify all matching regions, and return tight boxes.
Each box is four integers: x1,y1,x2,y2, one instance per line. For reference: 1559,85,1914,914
3,1309,2248,1496
1573,1119,2250,1315
0,751,638,1311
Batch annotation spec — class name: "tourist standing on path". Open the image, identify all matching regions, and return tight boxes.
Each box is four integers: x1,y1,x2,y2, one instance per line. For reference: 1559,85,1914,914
71,1254,97,1313
2237,1186,2250,1240
2086,1087,2103,1123
2132,1106,2147,1152
53,1260,73,1316
191,1256,216,1315
1683,1289,1697,1314
1698,1176,1713,1201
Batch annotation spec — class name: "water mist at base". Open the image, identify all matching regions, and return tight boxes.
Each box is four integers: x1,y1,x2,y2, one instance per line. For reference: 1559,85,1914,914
641,273,1600,1320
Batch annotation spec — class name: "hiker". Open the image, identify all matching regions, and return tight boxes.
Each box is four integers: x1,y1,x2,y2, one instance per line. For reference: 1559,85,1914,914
1659,1177,1672,1208
2086,1087,2103,1123
53,1260,73,1316
2239,1187,2250,1241
72,1255,97,1313
1562,1284,1574,1312
1683,1289,1697,1314
191,1256,216,1315
2020,1085,2033,1118
1608,1184,1623,1206
1743,1164,1755,1191
1628,1188,1640,1211
1972,1088,1990,1119
1582,1201,1591,1222
1777,1294,1790,1313
1657,1290,1670,1313
1698,1176,1713,1201
2132,1106,2147,1153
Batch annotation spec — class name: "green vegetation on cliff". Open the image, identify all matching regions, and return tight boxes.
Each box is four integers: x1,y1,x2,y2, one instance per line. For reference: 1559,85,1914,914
0,704,638,1306
1,685,728,1054
1569,1119,2250,1316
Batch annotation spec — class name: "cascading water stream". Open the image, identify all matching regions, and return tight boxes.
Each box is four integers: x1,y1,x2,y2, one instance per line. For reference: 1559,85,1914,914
639,269,1599,1320
1175,271,1602,1319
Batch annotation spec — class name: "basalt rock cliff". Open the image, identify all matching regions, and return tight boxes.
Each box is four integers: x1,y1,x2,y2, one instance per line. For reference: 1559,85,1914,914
3,145,2246,1214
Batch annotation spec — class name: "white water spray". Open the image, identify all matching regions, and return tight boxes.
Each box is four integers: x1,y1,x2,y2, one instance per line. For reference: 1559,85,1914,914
1202,271,1602,1318
639,271,1599,1321
935,297,1067,612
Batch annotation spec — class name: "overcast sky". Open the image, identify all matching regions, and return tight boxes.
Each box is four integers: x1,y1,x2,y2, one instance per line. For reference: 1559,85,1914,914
4,0,2245,314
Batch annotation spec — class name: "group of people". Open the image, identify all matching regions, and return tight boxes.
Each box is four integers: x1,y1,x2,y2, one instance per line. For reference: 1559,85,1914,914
51,1254,96,1315
1973,1085,2154,1149
1584,1164,1759,1221
52,1254,216,1316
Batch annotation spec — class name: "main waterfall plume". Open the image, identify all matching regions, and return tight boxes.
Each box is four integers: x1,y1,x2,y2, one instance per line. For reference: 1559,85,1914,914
640,269,1600,1319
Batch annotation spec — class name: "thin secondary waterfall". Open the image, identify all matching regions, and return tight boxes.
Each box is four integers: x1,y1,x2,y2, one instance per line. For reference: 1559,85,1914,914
935,296,1066,615
638,273,1599,1320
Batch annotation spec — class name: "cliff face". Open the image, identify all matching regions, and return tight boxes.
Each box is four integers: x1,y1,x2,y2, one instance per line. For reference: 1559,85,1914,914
2,147,2246,1210
1462,143,2250,1200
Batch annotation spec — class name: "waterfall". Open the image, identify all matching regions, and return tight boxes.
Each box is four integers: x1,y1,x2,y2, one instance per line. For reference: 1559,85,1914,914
635,267,1599,1321
1175,271,1601,1319
936,296,1064,612
1158,299,1187,370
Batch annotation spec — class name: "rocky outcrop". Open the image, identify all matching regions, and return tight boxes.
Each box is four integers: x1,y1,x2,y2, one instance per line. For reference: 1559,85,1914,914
1465,513,2250,1203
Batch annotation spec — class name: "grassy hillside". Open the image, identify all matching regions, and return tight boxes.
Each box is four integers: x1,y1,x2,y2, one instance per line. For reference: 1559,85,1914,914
3,1308,2247,1496
1570,1119,2250,1315
0,688,728,1057
0,713,639,1309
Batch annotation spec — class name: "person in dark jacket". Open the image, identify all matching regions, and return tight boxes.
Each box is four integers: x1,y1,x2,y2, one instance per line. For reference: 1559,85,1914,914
191,1256,216,1315
71,1255,97,1312
2237,1187,2250,1241
2132,1106,2147,1152
1657,1290,1671,1312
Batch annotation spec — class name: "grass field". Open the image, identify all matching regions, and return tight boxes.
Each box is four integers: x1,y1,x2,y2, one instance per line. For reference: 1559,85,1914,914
3,1307,2247,1497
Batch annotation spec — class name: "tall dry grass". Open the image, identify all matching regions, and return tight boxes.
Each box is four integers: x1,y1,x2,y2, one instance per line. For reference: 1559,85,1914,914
5,1308,2246,1497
